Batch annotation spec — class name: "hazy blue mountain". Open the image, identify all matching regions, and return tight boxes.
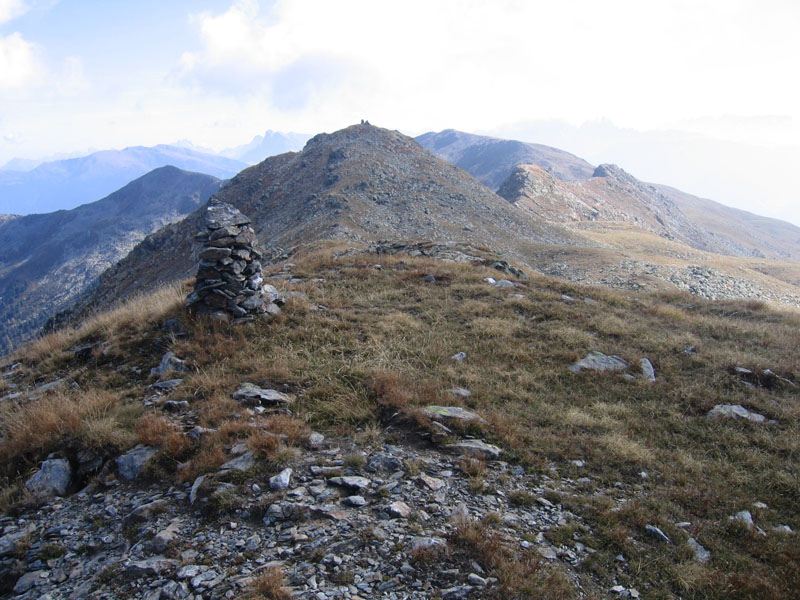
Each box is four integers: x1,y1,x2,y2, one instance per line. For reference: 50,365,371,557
0,150,92,172
415,129,595,190
221,130,310,164
0,166,223,354
0,145,246,215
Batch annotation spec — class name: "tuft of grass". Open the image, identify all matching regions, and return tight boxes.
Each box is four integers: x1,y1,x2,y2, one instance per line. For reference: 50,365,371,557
247,565,292,600
449,512,574,599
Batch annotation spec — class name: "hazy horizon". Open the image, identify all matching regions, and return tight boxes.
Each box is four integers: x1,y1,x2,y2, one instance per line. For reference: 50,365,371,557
2,0,799,225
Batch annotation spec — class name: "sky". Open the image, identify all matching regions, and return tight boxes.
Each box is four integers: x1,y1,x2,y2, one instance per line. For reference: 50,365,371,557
1,0,799,224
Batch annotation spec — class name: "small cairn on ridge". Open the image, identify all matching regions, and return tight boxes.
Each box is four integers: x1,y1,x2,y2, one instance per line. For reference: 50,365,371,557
185,200,282,323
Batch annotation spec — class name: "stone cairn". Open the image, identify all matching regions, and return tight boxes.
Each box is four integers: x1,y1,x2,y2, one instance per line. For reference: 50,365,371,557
185,201,282,323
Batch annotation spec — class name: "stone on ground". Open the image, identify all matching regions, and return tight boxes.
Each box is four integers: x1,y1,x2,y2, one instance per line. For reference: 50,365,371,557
25,457,72,496
569,351,628,373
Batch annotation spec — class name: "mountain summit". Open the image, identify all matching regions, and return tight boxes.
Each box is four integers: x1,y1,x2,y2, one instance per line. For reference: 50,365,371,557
78,124,583,312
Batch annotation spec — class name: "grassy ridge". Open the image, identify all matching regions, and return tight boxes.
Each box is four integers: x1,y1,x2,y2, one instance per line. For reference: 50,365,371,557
1,244,798,598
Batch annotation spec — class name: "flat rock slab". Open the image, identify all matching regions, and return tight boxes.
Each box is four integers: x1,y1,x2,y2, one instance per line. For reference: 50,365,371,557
328,476,371,490
13,570,47,594
116,445,158,480
707,404,767,423
219,451,256,472
205,202,251,230
343,495,368,507
444,440,502,460
232,383,292,406
25,457,72,496
423,405,486,424
417,474,445,491
569,351,628,373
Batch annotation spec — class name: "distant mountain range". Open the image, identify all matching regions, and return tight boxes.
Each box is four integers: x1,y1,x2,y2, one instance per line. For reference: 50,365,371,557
71,124,586,315
6,123,800,355
220,130,310,164
418,129,800,264
73,124,800,321
0,145,245,215
0,166,222,353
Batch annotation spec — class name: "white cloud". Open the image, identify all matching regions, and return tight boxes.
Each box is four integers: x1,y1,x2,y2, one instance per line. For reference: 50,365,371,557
0,32,41,89
0,0,27,25
178,0,800,138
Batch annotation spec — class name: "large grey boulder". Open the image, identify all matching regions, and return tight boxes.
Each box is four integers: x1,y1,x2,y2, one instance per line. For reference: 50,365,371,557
569,351,628,373
116,444,158,480
25,457,72,496
270,468,293,491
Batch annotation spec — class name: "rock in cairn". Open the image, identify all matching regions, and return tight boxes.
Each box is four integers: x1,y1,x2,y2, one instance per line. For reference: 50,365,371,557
185,201,281,323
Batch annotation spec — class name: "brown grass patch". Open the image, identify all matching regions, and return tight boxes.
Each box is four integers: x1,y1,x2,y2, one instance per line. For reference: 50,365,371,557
247,564,292,600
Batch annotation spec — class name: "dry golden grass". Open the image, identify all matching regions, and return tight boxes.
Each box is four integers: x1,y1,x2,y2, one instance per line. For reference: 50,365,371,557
0,389,138,479
247,565,292,600
18,283,186,368
136,413,191,459
3,244,800,597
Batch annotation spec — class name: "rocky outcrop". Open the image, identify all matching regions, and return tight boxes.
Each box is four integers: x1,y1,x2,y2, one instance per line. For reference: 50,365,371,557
185,202,282,323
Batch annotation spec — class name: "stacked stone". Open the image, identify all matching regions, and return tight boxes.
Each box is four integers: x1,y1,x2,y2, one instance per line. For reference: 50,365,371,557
186,201,281,323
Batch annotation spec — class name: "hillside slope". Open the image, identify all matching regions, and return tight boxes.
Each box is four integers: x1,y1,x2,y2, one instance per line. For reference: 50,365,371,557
74,123,586,314
415,129,595,189
422,129,800,266
0,167,222,354
656,184,800,263
0,145,245,215
498,163,763,258
1,246,798,599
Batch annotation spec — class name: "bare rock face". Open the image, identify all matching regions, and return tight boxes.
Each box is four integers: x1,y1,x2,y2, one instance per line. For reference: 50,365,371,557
185,201,281,323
